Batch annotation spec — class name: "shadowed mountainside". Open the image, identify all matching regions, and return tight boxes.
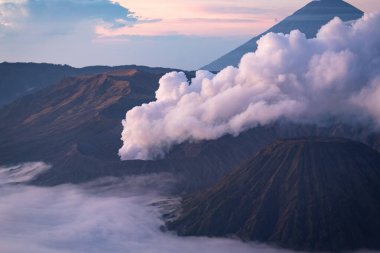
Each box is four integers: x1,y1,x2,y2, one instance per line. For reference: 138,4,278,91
0,69,159,161
169,138,380,251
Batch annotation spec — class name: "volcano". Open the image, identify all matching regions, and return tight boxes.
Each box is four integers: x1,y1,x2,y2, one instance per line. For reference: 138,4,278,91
203,0,363,71
1,68,380,192
169,138,380,251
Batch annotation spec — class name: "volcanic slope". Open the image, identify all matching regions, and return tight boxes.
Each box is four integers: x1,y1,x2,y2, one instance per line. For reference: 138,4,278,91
169,138,380,251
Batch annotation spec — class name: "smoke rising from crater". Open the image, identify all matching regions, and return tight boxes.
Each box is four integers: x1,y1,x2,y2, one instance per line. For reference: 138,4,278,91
119,13,380,160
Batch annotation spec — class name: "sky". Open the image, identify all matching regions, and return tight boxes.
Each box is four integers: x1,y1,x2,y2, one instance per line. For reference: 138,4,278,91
0,0,379,70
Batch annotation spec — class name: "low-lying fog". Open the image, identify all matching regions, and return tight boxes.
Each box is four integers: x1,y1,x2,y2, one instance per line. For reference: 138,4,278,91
0,162,377,253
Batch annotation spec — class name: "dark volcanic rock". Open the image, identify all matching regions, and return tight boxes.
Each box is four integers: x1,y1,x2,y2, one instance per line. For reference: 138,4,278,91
169,138,380,251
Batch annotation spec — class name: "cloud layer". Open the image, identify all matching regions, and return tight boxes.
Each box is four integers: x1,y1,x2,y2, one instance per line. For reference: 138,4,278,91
0,0,136,30
101,0,380,37
103,0,282,37
119,13,380,160
0,162,301,253
0,162,50,184
0,0,261,69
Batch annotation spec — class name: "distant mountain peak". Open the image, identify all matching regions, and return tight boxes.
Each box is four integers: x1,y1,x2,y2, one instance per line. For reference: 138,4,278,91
203,0,363,71
294,0,362,15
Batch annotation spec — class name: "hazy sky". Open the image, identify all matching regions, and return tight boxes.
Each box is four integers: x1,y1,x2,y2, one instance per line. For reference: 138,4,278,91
0,0,379,70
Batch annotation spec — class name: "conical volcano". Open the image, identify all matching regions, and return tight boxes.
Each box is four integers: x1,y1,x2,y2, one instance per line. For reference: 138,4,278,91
203,0,363,71
169,138,380,251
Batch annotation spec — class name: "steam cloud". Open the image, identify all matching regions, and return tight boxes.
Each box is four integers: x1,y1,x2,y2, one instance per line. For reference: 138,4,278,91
0,162,50,184
119,13,380,160
0,162,300,253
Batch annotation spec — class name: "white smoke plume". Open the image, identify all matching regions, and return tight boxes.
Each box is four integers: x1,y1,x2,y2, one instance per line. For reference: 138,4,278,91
119,13,380,160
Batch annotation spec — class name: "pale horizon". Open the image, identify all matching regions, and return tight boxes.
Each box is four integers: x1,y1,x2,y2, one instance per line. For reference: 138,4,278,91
0,0,379,70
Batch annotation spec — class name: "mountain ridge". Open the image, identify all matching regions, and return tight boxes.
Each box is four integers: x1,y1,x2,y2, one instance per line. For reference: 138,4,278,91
0,62,181,107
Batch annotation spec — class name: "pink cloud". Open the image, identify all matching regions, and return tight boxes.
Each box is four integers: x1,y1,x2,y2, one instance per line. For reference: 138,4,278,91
103,0,380,38
101,0,291,37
